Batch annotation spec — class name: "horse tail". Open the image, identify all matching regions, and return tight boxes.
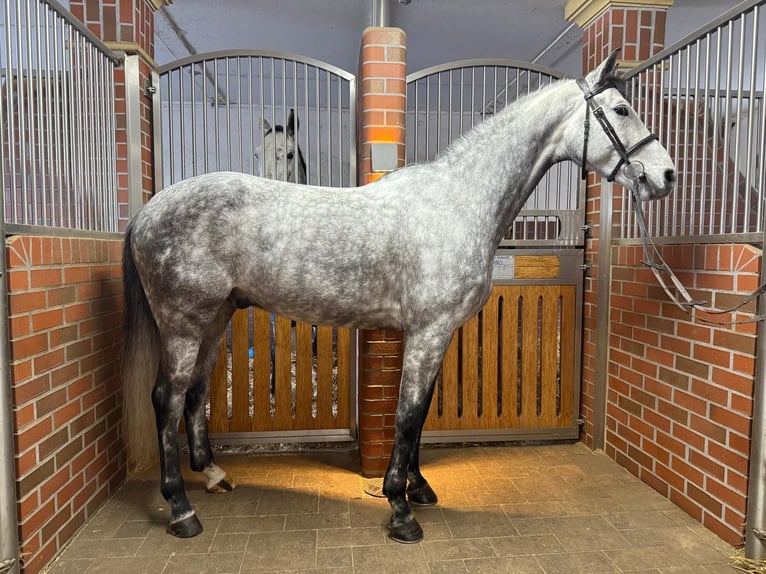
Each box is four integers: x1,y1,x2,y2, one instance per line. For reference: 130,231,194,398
121,224,160,471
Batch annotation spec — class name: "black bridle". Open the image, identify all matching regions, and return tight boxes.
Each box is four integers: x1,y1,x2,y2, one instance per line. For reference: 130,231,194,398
576,78,658,183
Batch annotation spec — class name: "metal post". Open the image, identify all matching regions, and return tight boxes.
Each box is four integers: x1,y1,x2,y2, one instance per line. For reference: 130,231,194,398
371,0,389,27
591,178,615,450
745,248,766,558
0,5,19,563
0,161,20,574
124,54,145,217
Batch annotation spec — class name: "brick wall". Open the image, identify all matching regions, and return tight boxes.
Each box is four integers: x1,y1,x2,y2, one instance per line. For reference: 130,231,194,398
606,242,758,545
569,0,760,547
575,3,672,450
8,234,124,574
356,27,407,477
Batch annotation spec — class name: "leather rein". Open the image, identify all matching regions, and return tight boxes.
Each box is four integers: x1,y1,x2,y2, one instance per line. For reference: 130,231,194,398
576,77,765,326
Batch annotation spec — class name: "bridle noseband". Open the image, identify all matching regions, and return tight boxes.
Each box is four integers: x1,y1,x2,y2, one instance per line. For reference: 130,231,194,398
576,78,658,183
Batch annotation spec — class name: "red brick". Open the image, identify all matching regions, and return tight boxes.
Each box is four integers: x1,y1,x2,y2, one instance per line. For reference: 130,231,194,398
30,268,62,288
9,291,47,315
709,404,751,436
16,417,53,453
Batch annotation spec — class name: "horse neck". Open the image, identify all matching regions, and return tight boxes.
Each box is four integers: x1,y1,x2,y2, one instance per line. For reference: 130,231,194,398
435,79,579,242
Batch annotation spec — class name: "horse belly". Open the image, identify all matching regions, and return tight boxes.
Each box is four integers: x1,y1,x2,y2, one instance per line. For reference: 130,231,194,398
239,258,404,331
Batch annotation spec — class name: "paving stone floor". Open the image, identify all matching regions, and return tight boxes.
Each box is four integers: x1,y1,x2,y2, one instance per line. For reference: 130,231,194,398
44,442,738,573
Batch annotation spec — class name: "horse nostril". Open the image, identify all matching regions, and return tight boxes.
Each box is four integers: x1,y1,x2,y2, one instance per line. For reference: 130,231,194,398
664,169,676,184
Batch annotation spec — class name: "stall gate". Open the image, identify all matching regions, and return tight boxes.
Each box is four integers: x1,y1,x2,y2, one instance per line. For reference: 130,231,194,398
406,61,586,441
154,50,357,442
156,54,584,444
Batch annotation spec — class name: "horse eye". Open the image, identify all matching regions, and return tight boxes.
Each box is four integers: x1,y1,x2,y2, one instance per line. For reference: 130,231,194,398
287,152,294,160
614,105,630,117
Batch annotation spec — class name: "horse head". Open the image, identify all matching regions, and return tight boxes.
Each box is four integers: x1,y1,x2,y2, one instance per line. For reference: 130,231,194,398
574,50,676,201
259,108,307,184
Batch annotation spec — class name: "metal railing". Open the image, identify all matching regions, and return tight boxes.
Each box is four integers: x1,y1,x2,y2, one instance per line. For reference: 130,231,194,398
155,50,356,189
622,0,766,243
0,0,120,233
406,60,585,247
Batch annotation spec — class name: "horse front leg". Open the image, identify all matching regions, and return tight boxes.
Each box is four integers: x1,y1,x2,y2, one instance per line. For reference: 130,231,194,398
152,370,203,538
383,330,450,543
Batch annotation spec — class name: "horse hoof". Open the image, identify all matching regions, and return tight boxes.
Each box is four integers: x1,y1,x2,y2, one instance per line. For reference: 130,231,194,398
206,474,237,493
167,513,203,538
387,515,424,544
407,483,438,506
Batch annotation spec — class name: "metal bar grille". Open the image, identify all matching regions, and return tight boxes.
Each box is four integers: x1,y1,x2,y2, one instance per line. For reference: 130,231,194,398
622,0,766,241
157,50,356,188
0,0,119,231
406,59,585,247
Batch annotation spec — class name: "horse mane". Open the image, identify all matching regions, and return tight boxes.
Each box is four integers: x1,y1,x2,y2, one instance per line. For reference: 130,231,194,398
430,78,570,165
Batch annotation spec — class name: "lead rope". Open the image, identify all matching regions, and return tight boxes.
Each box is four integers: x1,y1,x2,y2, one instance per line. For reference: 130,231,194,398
630,190,766,325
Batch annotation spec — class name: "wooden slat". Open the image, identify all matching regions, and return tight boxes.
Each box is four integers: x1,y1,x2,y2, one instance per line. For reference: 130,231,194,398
559,286,575,427
461,314,479,425
481,295,499,427
316,325,334,423
539,290,558,426
273,315,293,429
231,309,250,430
295,322,314,428
251,309,272,431
335,327,350,426
520,288,539,425
499,287,519,424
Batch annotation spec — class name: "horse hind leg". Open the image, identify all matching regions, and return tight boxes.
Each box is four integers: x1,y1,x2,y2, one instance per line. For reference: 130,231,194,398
152,349,203,538
157,298,243,538
184,302,238,494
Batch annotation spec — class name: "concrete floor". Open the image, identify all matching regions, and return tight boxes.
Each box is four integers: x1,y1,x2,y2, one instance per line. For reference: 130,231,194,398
43,443,738,573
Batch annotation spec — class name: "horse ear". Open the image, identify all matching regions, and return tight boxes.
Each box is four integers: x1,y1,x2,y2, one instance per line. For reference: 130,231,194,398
585,49,621,89
260,117,271,134
286,109,297,136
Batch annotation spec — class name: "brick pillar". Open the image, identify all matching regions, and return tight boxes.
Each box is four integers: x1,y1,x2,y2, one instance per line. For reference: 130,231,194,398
356,27,407,477
69,0,165,229
565,0,673,448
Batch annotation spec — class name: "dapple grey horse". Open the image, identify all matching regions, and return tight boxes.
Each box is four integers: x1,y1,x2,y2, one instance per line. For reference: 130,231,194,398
122,51,675,543
259,108,307,183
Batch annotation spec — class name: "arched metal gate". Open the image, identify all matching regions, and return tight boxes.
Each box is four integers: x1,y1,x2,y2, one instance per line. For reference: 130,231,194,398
153,50,357,443
406,60,586,441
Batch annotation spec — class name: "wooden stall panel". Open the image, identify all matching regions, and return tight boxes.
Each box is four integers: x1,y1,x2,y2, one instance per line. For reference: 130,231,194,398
425,282,577,434
208,308,353,434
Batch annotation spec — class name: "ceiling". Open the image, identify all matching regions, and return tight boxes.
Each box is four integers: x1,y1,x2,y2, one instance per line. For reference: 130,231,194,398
154,1,735,77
